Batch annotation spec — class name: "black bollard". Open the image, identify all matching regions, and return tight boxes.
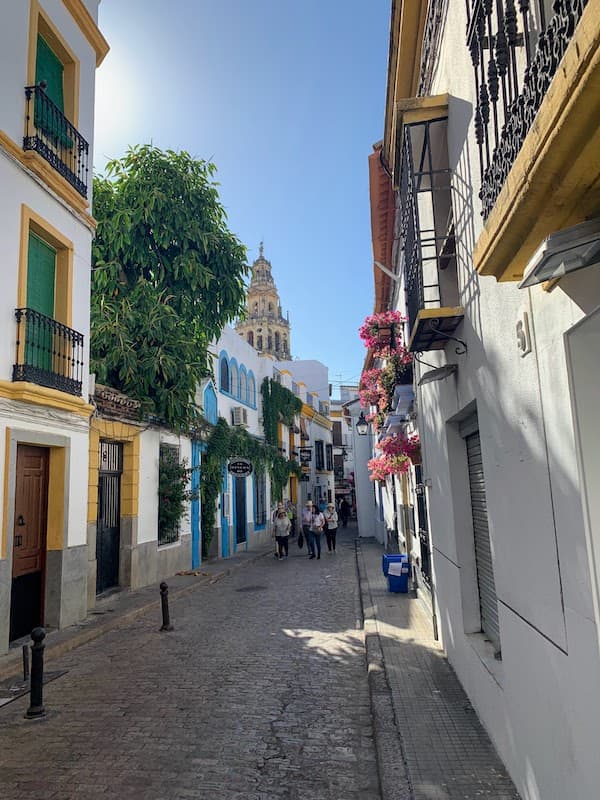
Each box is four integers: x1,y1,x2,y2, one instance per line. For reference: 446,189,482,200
25,627,46,719
159,581,173,631
22,643,29,682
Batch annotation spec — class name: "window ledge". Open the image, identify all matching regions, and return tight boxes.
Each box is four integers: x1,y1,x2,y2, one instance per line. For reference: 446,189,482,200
465,632,505,689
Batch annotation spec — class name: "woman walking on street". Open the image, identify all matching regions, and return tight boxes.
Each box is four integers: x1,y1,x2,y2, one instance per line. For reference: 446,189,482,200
309,505,325,560
273,507,291,559
323,503,338,553
301,500,315,557
339,497,350,528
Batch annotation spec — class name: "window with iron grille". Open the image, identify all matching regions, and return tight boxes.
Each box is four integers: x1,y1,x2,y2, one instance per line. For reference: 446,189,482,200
315,440,325,470
254,472,267,526
158,444,182,546
325,444,333,471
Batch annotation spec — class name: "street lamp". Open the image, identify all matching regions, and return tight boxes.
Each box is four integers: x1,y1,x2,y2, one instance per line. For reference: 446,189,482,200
356,412,369,436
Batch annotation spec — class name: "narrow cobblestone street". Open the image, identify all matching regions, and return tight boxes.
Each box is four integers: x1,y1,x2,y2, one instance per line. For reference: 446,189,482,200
0,529,381,800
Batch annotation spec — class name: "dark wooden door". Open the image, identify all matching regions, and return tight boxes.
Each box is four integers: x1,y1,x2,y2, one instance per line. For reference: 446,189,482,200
235,477,247,545
96,441,122,594
10,445,49,641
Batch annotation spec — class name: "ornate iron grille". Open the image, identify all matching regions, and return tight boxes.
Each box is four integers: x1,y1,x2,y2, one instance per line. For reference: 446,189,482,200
23,85,89,198
13,307,84,396
467,0,588,218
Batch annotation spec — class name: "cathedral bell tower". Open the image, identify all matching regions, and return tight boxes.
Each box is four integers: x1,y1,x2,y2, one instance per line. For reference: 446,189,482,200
236,243,291,359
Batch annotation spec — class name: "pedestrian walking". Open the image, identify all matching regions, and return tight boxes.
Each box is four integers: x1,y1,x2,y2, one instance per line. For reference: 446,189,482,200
301,500,314,557
272,502,285,558
273,507,291,559
309,506,325,560
339,497,350,528
286,499,297,538
323,502,338,553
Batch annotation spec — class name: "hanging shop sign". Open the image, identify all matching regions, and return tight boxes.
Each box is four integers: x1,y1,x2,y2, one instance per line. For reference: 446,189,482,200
228,458,253,477
300,474,310,482
299,448,312,463
301,465,311,474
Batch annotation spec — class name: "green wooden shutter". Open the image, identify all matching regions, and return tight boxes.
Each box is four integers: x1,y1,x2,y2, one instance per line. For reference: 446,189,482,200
26,233,56,373
35,35,64,111
27,233,56,316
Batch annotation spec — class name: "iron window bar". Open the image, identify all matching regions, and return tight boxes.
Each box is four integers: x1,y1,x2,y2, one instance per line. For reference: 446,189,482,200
23,84,89,199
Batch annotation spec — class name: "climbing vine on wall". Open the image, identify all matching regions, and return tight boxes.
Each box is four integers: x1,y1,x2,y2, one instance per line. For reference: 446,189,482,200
199,414,300,557
261,378,302,446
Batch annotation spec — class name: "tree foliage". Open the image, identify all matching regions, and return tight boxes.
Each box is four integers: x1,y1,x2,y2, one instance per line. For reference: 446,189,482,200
91,145,249,429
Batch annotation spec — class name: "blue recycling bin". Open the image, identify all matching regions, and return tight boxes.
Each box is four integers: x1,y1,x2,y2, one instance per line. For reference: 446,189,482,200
387,560,410,593
382,553,408,576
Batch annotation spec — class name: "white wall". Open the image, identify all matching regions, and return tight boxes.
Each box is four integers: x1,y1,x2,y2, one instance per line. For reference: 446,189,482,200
407,1,600,796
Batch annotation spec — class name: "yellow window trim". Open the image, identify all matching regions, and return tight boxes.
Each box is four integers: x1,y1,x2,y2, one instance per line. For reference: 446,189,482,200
28,0,80,127
473,0,600,281
61,0,110,67
1,429,10,559
0,130,94,222
19,204,74,327
0,381,93,417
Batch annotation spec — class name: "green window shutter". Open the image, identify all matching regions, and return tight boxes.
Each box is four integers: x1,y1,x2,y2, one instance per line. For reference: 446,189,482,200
26,233,56,373
35,35,64,111
27,233,56,317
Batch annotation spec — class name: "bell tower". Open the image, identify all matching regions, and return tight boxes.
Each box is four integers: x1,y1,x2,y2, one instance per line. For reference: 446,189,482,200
236,243,291,359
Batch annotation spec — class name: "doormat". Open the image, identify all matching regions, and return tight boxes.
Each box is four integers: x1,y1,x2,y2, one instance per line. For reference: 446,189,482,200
0,670,68,709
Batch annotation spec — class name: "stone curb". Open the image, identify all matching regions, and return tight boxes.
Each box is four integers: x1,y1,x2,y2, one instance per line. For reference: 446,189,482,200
0,547,271,683
355,539,413,800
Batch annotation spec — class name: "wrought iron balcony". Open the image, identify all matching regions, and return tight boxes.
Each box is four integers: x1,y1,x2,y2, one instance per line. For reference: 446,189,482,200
13,308,84,396
467,0,589,219
400,116,464,352
23,85,89,199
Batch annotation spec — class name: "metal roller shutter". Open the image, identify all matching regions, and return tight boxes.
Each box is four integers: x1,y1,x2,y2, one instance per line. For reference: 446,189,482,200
466,430,500,650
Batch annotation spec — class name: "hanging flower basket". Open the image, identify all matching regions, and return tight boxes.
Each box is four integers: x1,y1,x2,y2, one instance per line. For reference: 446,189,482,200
367,453,411,482
359,310,409,356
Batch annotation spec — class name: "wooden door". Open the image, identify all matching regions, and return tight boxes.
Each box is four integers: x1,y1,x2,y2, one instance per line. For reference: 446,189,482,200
10,445,49,641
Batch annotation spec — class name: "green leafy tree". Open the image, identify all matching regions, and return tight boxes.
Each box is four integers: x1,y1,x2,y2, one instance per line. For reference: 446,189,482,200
91,145,248,429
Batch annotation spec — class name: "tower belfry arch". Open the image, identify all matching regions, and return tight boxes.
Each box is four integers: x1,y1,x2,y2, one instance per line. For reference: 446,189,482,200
235,244,291,359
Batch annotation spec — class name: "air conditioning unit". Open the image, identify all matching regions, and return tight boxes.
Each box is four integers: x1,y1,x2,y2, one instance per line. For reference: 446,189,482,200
232,406,248,427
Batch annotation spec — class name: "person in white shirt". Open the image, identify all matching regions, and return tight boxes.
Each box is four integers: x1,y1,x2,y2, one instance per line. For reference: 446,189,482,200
301,500,315,557
273,508,291,559
323,503,338,553
309,506,325,560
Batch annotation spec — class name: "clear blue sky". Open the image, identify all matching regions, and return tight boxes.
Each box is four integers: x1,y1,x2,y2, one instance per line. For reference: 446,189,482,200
94,1,391,398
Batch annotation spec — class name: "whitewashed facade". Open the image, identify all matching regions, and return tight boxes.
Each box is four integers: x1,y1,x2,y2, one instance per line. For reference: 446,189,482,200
0,0,107,652
375,0,600,796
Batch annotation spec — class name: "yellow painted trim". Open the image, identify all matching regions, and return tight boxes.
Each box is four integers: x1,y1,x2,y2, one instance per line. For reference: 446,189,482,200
301,405,332,429
19,204,74,326
0,381,93,416
61,0,110,66
396,93,448,125
0,129,94,220
474,0,600,281
89,419,141,521
47,447,66,550
28,0,81,126
413,306,464,321
383,0,429,169
1,429,10,559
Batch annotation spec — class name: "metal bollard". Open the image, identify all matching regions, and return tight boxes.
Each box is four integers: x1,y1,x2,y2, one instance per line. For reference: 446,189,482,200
25,627,46,719
159,581,174,631
22,643,29,682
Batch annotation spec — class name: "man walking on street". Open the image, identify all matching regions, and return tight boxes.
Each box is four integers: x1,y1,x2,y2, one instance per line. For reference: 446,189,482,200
301,500,315,557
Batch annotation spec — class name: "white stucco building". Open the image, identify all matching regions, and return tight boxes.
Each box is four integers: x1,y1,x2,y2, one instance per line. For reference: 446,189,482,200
0,0,108,652
368,1,600,797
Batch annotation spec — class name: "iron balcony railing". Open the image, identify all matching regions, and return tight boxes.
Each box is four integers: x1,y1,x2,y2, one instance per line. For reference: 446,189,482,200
466,0,588,219
13,308,84,396
401,120,455,336
24,84,89,198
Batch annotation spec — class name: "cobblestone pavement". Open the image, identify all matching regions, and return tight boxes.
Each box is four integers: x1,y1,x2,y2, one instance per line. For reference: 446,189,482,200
357,538,520,800
0,529,381,800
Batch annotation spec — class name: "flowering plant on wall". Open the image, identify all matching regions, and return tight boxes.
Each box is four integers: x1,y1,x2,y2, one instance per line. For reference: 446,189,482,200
358,310,411,358
367,433,421,481
367,453,411,482
358,368,383,408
